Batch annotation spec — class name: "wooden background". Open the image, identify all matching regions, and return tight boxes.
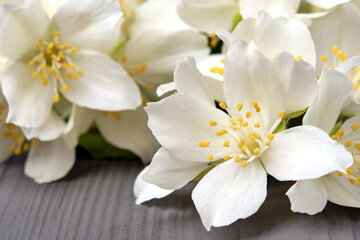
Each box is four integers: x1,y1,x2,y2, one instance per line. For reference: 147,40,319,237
0,155,360,240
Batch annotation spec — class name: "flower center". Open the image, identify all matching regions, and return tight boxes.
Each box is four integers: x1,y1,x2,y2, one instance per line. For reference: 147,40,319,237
28,31,83,103
200,101,284,167
320,45,348,69
0,105,36,155
331,124,360,186
102,111,121,120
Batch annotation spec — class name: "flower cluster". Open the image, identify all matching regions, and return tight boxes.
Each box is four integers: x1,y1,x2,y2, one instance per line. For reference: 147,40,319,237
1,0,360,231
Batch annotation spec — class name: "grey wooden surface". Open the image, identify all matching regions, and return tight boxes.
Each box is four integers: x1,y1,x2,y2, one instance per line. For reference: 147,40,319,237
0,156,360,240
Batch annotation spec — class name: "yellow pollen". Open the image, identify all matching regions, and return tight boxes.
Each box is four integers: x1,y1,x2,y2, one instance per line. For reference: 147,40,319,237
337,171,344,177
321,56,328,62
221,59,225,64
246,111,251,118
63,43,69,49
62,84,68,92
9,145,15,153
42,79,48,86
15,147,21,155
267,133,275,141
252,101,258,108
351,124,359,131
23,143,29,152
209,121,217,126
38,38,44,43
32,71,39,78
241,160,247,167
256,106,260,112
62,64,69,70
243,122,249,127
296,55,302,61
347,167,354,175
46,69,53,75
216,130,228,136
40,64,46,69
332,45,338,54
219,102,226,110
331,135,338,140
48,43,54,49
254,122,260,128
28,61,34,67
31,139,37,147
56,73,61,79
121,56,127,63
71,46,78,52
253,148,260,155
237,118,243,125
46,49,52,54
349,179,356,184
279,110,285,119
235,156,240,162
78,70,84,76
337,129,344,139
249,134,256,140
355,143,360,150
265,141,271,146
241,145,247,152
72,73,78,79
223,155,230,160
237,104,243,111
58,53,65,59
53,94,60,103
199,141,210,147
17,136,25,145
70,63,76,69
54,31,60,37
223,141,229,147
40,73,45,80
146,85,155,91
345,140,353,148
56,42,62,48
207,154,213,161
36,45,41,51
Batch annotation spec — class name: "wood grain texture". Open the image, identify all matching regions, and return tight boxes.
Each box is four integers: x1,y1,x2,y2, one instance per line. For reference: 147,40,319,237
0,155,360,240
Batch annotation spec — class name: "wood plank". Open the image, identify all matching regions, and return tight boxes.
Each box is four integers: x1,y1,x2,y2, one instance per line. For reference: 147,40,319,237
0,155,359,240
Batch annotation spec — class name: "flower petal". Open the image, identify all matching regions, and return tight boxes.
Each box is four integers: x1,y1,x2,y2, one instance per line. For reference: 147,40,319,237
174,57,214,106
134,166,173,205
63,105,96,148
2,62,53,128
261,125,353,181
21,111,66,141
96,107,160,164
270,52,317,113
121,29,209,87
322,172,360,208
192,159,267,231
62,50,141,111
239,0,300,19
286,179,328,215
177,0,238,33
53,0,122,51
306,0,350,9
303,68,354,133
223,39,285,131
145,94,234,162
0,0,50,60
24,137,75,183
143,147,208,190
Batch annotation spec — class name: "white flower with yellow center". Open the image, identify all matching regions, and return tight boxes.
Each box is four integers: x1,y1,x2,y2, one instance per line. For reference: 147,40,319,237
0,0,141,130
141,40,352,230
0,88,74,183
287,63,360,214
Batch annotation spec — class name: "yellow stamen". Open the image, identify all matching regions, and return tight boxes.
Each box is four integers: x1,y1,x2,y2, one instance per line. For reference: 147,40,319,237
146,85,155,91
28,61,34,67
223,155,230,160
54,31,60,37
332,45,338,54
279,110,285,119
199,141,210,147
351,124,359,131
265,141,271,146
219,102,226,110
237,104,243,111
241,160,247,167
121,56,127,63
321,56,328,62
253,148,260,155
345,140,352,148
223,141,229,147
78,70,84,76
235,156,240,162
207,154,213,161
254,122,260,128
337,171,344,177
31,139,37,147
243,122,249,127
23,143,29,152
296,55,302,61
249,134,256,140
9,145,15,153
349,179,356,184
252,101,258,108
71,46,78,52
62,84,68,92
347,167,354,175
53,94,60,103
331,135,338,140
15,147,21,155
241,145,247,152
267,133,275,141
216,130,228,136
32,71,39,78
209,121,217,126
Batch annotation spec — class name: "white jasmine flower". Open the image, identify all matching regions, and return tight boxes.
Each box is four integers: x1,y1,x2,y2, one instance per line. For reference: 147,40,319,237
0,89,75,183
142,40,352,230
287,61,360,214
0,0,141,131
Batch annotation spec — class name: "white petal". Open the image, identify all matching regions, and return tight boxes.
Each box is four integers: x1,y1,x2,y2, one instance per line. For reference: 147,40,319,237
310,3,360,76
338,115,360,143
143,147,208,190
62,50,141,111
96,107,160,164
174,57,214,106
239,0,300,19
303,68,354,133
323,172,360,208
2,62,53,128
122,29,209,86
261,125,353,181
145,94,233,162
24,137,75,183
63,105,96,148
306,0,350,9
128,0,189,37
134,166,173,205
336,56,360,74
54,0,122,51
192,159,267,231
156,82,176,97
286,179,328,215
177,0,238,34
224,39,285,131
0,0,49,60
21,111,66,141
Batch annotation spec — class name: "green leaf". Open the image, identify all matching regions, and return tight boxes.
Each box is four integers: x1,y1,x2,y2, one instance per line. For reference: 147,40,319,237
189,165,215,183
329,121,343,137
273,119,287,134
79,132,137,159
285,108,307,120
231,11,242,31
